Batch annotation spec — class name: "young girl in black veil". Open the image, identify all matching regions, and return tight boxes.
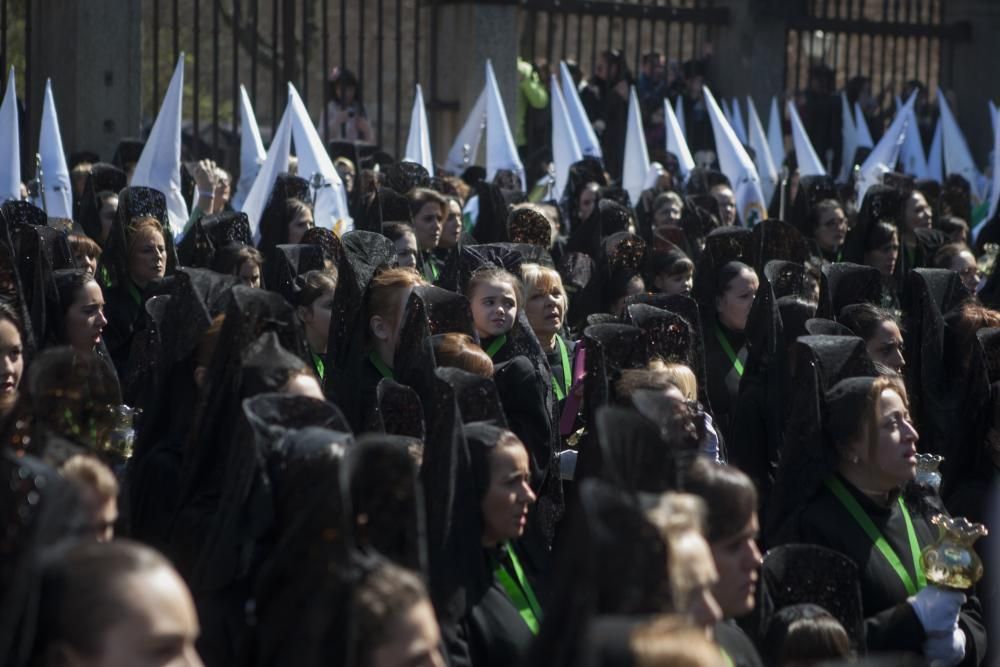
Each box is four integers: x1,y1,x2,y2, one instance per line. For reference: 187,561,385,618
294,269,338,383
789,376,987,664
466,267,522,363
455,422,539,667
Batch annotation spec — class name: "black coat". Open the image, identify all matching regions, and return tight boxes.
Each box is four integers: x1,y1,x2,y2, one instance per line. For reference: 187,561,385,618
102,280,147,380
794,475,987,663
702,318,746,450
714,620,764,667
453,549,536,667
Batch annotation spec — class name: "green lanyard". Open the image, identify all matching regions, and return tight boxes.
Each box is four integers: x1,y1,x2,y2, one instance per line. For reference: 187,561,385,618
720,649,735,667
825,477,926,596
127,281,143,307
368,351,394,380
312,351,326,381
423,255,439,281
484,335,507,358
550,335,571,401
714,323,744,377
494,543,543,635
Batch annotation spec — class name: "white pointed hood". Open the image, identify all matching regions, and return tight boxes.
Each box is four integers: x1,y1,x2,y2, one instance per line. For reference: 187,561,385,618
767,96,784,171
0,68,20,204
729,98,748,146
979,108,1000,236
549,74,583,200
663,97,694,179
898,104,928,178
403,83,434,174
990,100,997,137
839,92,858,182
484,60,525,190
854,102,874,149
37,79,73,219
239,89,293,241
787,100,825,176
130,55,188,236
675,97,687,141
856,91,916,207
288,83,352,235
926,118,943,183
560,61,602,160
703,86,767,225
444,87,486,174
231,85,267,211
747,97,778,205
937,87,983,201
621,86,650,206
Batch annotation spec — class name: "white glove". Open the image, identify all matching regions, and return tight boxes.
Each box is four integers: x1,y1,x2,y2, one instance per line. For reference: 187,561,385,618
908,586,966,635
924,625,966,667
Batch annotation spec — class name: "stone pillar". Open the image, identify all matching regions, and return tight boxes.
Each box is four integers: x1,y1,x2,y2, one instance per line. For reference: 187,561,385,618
707,0,788,109
430,3,519,163
29,0,142,161
941,0,1000,165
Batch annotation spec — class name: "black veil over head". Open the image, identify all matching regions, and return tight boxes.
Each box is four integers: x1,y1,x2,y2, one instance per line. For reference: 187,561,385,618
256,173,312,259
765,335,876,543
177,209,252,269
77,162,127,244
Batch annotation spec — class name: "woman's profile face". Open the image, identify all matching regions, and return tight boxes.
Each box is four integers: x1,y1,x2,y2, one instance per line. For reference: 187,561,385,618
0,318,23,408
670,530,724,635
90,567,203,667
440,200,463,249
863,388,919,489
904,191,932,232
301,289,335,349
128,229,166,287
865,319,904,372
716,269,758,332
480,442,536,546
65,280,108,353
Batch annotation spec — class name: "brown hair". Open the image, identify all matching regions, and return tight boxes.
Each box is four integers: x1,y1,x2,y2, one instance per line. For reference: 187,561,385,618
367,267,427,337
439,176,470,203
465,267,523,309
381,222,416,242
59,454,119,503
35,540,183,661
406,187,447,218
286,197,311,222
432,333,494,378
932,242,973,270
295,269,339,309
354,561,434,667
68,234,102,261
684,459,758,543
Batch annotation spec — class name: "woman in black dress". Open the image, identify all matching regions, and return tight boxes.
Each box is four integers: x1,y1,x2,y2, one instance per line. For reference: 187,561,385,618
789,376,987,664
453,422,539,667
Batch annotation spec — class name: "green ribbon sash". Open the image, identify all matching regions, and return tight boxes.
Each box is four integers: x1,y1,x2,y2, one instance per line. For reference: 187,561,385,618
714,323,744,377
825,477,926,596
550,335,571,401
312,351,326,381
495,542,543,635
484,335,507,359
368,351,394,380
